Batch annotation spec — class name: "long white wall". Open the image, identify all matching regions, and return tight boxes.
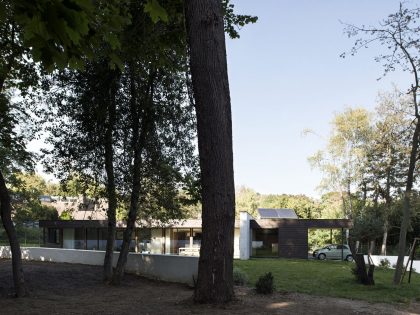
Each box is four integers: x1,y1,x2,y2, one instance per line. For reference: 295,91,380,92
364,255,420,273
0,246,198,285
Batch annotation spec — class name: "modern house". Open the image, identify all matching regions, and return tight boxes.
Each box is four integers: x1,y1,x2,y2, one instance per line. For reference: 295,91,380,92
39,208,352,259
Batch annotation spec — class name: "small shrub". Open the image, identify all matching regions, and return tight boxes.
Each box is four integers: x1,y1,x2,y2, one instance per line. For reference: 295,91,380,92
379,258,390,268
233,267,248,286
255,272,275,294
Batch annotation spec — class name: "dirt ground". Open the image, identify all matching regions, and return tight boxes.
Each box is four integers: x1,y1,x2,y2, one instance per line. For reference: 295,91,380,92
0,259,419,315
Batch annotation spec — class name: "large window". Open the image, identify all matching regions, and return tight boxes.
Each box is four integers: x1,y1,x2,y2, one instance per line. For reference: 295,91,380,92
86,228,98,250
98,228,108,251
74,228,85,249
252,228,279,257
115,229,136,252
170,229,190,254
47,228,60,244
138,229,151,253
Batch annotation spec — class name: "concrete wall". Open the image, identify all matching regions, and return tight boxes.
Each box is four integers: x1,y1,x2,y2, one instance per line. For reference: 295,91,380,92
234,228,240,259
364,255,420,273
239,212,252,260
0,246,198,285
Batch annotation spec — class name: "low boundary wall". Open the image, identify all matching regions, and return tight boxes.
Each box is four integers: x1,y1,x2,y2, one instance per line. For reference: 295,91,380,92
364,255,419,273
0,246,198,285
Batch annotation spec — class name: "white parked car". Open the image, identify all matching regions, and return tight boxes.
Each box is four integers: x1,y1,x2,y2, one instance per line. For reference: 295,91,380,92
313,244,353,261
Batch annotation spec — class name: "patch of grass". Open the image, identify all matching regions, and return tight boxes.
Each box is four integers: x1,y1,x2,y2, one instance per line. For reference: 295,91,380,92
234,258,420,304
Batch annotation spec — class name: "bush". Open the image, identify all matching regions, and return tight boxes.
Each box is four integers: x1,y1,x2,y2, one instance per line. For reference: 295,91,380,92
379,258,391,268
255,272,275,294
233,267,248,286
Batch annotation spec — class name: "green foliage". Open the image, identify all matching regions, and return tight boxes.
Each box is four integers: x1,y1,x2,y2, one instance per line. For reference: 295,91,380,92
255,272,275,294
59,210,73,220
233,267,248,286
350,206,384,243
144,0,168,23
379,258,391,269
222,0,258,39
9,172,59,222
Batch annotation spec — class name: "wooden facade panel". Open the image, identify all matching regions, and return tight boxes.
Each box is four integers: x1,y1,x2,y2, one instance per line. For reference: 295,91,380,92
278,227,308,259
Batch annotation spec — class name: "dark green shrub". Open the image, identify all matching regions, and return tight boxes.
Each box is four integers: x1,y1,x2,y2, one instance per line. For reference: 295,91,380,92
379,258,390,268
255,272,275,294
233,267,248,286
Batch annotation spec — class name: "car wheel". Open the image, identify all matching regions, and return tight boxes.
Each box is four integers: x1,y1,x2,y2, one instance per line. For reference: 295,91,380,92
345,255,353,262
318,253,326,260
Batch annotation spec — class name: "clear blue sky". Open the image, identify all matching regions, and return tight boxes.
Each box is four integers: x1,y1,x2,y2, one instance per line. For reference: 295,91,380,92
226,0,413,198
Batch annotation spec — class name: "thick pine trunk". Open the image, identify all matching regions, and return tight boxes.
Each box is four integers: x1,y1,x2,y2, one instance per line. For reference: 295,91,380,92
393,119,420,285
185,0,236,303
0,170,25,297
103,71,119,282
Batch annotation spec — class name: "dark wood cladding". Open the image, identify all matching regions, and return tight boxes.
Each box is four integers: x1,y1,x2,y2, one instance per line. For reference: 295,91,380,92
278,226,308,258
251,218,351,259
251,219,352,229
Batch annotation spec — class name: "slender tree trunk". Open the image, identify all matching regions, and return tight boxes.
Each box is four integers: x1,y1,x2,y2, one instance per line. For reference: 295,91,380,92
0,170,25,297
368,240,375,255
103,71,119,282
185,0,236,303
393,119,420,285
111,66,153,284
381,219,388,256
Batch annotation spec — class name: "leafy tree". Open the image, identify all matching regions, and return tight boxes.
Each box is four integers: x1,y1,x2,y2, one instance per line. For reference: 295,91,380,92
364,89,411,255
343,2,420,285
309,108,372,219
235,186,260,217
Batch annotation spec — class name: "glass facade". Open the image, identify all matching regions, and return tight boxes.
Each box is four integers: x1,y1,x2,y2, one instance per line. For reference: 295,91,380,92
170,228,190,254
86,228,98,250
74,228,86,249
252,228,279,257
44,226,203,255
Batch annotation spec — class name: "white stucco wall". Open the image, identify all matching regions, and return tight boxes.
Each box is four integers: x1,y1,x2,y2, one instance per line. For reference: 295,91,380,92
0,246,198,285
234,228,240,258
239,211,252,260
364,255,420,273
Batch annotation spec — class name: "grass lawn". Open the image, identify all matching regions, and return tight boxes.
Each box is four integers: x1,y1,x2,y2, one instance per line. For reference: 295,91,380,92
234,258,420,304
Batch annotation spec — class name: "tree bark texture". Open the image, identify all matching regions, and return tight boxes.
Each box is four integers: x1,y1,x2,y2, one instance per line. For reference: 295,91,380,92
393,120,420,285
185,0,236,303
0,170,26,297
349,240,375,285
103,71,119,282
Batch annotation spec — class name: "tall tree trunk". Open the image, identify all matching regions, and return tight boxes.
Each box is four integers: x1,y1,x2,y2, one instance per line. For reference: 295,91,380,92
103,71,119,282
185,0,236,303
393,120,420,285
0,170,25,297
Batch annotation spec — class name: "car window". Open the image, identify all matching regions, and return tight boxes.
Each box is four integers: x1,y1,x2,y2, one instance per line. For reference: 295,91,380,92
329,245,337,250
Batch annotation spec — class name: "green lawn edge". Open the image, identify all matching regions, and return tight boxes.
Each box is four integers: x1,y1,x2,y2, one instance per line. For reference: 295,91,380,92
234,258,420,305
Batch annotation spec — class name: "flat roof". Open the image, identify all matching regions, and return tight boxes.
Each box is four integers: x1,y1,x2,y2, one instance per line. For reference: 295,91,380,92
39,219,241,229
251,218,352,229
